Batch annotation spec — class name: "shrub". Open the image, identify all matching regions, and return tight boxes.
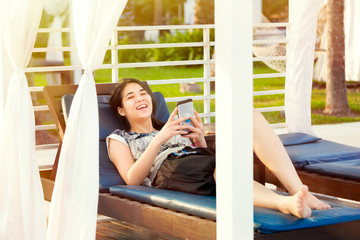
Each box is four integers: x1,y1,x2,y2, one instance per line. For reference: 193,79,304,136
155,30,204,61
103,36,155,64
103,29,215,64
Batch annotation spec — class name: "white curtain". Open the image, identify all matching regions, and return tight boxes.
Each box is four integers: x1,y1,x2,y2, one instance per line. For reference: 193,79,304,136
44,0,69,85
313,24,327,81
0,36,3,130
0,1,47,240
46,1,127,239
285,0,324,135
344,0,360,81
314,0,360,81
184,0,195,25
46,17,65,64
44,0,69,63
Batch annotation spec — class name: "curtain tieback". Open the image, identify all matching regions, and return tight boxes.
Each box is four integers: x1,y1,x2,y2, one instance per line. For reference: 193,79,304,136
15,68,25,74
84,69,93,75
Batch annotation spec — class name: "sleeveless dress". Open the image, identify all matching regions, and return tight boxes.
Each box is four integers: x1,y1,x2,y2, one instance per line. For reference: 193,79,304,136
107,129,216,195
106,129,191,186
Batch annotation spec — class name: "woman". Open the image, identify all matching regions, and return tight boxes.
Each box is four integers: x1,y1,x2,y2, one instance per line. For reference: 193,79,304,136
107,78,330,218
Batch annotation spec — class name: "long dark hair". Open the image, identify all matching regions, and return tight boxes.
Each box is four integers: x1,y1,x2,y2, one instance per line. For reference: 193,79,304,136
110,78,165,132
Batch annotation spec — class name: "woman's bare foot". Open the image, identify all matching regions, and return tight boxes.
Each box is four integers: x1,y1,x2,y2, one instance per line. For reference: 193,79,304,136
279,185,312,218
306,192,331,210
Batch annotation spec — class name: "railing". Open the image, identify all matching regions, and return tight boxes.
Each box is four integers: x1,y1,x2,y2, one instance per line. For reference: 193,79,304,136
28,23,287,151
253,22,289,129
27,24,215,151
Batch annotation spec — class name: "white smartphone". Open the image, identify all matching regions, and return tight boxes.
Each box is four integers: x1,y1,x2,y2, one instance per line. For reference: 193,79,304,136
177,98,195,134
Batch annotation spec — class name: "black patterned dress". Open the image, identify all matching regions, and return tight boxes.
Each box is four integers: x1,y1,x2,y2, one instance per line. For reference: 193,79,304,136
106,129,192,186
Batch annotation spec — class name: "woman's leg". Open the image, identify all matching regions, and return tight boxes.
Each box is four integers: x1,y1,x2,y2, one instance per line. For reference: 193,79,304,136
253,109,330,210
213,169,310,218
254,181,311,218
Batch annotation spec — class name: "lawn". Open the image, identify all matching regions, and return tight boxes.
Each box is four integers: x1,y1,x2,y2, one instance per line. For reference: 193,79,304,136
33,64,360,125
252,63,360,124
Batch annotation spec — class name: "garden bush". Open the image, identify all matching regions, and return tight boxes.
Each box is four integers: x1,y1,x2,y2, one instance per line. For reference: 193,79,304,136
155,29,214,61
103,29,215,64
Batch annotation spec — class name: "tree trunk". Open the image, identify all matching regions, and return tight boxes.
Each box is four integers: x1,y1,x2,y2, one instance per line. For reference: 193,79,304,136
324,0,350,116
194,0,214,24
154,0,163,25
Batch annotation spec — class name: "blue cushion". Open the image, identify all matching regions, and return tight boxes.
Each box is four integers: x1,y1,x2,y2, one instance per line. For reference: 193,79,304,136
99,140,125,191
109,185,216,220
305,158,360,181
61,92,169,141
61,91,170,191
280,137,360,169
153,92,170,122
110,185,360,233
98,96,122,141
254,201,360,233
278,132,321,146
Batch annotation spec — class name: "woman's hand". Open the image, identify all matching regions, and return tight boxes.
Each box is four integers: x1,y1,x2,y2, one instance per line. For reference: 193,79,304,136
153,107,191,145
182,109,207,148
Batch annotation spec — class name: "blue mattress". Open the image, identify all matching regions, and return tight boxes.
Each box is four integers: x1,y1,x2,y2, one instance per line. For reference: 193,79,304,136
278,133,360,169
110,185,216,220
254,201,360,233
305,158,360,181
109,185,360,234
278,132,321,146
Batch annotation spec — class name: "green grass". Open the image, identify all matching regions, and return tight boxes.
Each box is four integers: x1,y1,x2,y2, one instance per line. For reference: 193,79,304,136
253,63,286,123
94,66,204,83
30,73,48,86
252,63,360,124
33,64,360,125
310,88,360,124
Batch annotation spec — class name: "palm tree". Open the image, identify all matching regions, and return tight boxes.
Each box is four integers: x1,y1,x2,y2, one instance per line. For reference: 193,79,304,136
324,0,350,116
154,0,163,25
194,0,214,24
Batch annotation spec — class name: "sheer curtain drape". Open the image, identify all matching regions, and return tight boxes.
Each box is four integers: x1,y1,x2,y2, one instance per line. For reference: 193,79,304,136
314,0,360,82
285,0,323,135
344,0,360,81
0,1,47,239
47,1,127,239
44,0,69,77
0,36,3,130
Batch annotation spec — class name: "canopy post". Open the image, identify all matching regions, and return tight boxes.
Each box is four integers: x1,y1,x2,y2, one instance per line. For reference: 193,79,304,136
215,0,253,239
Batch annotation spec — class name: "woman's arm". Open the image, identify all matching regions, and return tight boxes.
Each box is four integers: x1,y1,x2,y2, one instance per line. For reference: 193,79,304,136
109,109,192,185
109,138,162,185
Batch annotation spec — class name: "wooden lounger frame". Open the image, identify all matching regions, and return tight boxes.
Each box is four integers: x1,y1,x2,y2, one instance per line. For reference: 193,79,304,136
41,83,216,240
254,156,360,202
41,83,360,239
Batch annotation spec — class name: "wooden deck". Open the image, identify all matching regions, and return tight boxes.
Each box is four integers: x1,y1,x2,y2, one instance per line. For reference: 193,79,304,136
96,217,184,240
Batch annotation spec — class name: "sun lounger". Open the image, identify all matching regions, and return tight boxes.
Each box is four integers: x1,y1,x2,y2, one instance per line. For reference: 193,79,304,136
254,194,360,239
41,83,360,239
305,159,360,181
41,83,216,239
255,132,360,201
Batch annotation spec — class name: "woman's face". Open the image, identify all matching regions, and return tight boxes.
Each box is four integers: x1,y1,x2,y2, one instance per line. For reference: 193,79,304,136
118,82,153,121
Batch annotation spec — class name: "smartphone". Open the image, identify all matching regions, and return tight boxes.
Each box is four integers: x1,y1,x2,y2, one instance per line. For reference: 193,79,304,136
177,98,195,134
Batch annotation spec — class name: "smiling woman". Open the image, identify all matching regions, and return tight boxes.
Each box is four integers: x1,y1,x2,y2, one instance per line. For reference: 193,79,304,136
109,78,165,133
106,78,330,221
117,83,153,123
